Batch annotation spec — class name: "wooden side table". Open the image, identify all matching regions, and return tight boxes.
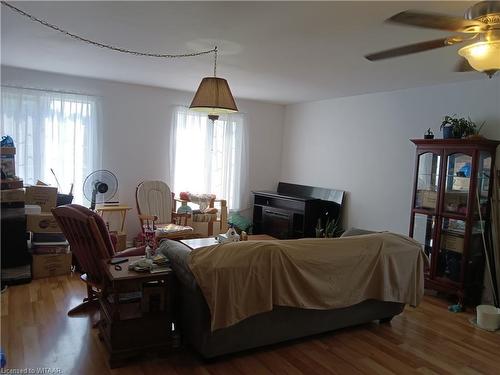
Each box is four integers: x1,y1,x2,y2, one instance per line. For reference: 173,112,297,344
99,256,175,367
96,205,132,251
95,205,132,233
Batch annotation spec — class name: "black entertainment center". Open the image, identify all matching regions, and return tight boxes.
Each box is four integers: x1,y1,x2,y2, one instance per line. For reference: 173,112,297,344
252,182,345,239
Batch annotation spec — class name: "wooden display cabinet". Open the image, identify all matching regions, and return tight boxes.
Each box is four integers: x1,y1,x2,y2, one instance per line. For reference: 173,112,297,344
409,139,499,305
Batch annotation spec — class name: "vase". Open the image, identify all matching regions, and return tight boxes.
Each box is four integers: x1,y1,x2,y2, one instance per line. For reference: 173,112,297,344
442,126,454,139
177,201,192,214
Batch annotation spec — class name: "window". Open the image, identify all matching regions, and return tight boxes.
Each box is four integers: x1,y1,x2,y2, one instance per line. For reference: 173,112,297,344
1,87,101,203
170,107,249,211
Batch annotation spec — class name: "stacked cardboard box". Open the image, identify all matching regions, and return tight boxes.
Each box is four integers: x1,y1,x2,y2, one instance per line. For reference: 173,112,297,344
25,186,72,279
25,185,58,212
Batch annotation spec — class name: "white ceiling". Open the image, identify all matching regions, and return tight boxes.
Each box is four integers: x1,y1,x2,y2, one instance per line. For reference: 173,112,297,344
1,1,488,104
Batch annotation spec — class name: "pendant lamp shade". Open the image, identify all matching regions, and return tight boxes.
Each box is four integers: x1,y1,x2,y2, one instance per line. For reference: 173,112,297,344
189,77,238,114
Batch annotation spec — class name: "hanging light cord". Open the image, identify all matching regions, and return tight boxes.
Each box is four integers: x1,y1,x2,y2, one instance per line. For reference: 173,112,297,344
1,1,217,59
214,46,218,77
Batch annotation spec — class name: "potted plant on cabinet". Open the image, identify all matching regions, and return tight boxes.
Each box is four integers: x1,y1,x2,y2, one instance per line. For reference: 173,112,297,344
440,115,483,139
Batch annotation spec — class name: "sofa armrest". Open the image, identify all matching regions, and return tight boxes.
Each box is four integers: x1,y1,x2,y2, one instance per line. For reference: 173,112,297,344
158,240,198,291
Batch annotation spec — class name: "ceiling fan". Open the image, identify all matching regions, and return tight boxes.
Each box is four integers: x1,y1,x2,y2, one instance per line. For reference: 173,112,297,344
365,1,500,78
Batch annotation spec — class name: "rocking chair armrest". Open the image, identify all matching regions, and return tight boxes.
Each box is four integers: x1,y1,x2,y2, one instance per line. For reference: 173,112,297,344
214,199,227,206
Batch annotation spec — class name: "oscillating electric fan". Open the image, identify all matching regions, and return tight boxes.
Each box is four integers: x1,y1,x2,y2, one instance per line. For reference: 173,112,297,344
83,170,118,210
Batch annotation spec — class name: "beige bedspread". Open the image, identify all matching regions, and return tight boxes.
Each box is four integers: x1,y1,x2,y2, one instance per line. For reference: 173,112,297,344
188,233,426,331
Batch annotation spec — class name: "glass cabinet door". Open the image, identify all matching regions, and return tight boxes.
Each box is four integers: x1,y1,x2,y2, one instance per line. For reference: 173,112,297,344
415,152,441,210
443,153,472,215
412,213,436,274
475,151,492,217
437,218,466,282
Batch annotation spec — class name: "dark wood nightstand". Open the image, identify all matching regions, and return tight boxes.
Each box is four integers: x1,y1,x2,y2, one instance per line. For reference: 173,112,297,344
98,256,175,368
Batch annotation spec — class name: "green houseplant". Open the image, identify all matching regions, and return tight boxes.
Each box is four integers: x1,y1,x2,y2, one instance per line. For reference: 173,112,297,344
315,217,343,238
324,218,343,238
440,115,482,139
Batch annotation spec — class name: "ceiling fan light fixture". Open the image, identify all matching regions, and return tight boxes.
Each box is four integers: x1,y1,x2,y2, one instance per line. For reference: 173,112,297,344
458,40,500,77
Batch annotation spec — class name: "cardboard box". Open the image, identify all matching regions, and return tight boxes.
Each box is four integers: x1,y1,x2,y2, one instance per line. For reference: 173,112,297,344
1,188,24,202
32,245,69,255
32,252,72,279
27,213,61,233
1,179,23,190
441,232,464,253
25,185,57,212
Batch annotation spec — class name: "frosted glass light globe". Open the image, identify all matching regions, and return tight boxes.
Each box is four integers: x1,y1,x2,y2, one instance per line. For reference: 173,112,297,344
458,41,500,73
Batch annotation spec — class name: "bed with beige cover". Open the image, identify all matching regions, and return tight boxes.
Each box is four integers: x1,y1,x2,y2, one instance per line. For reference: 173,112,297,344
160,231,426,358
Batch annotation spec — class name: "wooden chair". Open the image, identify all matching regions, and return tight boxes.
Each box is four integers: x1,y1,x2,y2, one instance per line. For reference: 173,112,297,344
52,204,145,316
135,180,194,240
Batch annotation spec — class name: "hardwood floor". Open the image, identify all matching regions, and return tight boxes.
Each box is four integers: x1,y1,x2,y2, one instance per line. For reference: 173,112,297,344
1,273,500,374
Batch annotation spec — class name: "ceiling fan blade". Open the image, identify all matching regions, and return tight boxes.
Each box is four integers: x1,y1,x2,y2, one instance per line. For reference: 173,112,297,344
454,58,475,72
365,38,450,61
387,10,488,33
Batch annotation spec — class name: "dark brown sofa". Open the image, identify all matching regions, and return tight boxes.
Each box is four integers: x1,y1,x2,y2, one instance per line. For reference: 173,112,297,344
160,235,405,359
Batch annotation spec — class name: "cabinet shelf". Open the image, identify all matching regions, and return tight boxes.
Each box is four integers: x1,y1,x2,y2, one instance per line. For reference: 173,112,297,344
440,212,467,221
412,208,436,216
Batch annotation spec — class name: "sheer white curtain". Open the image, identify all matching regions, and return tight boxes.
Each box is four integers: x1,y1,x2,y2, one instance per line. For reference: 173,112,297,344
170,107,249,211
1,87,101,203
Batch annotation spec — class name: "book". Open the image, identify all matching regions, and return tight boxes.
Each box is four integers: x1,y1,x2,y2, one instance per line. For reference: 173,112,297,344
31,232,67,243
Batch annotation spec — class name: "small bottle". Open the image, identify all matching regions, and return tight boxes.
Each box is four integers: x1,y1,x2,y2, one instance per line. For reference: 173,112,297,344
145,245,152,259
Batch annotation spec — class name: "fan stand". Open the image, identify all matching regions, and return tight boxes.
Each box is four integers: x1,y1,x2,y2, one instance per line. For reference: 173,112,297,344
89,181,109,211
90,187,98,211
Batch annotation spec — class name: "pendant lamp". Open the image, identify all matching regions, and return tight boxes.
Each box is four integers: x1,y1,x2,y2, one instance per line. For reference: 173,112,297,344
189,46,238,120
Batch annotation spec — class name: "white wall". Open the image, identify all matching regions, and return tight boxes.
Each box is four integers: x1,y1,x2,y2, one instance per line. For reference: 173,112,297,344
281,78,500,235
1,65,285,238
4,65,499,238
